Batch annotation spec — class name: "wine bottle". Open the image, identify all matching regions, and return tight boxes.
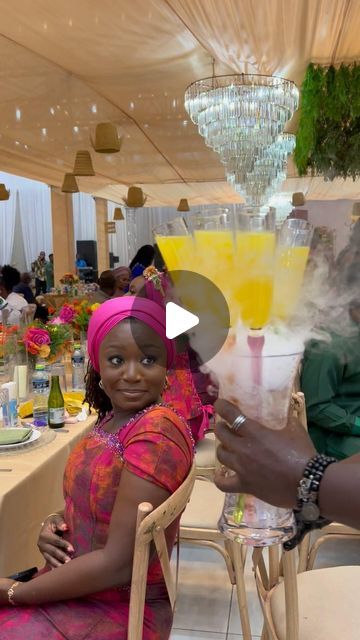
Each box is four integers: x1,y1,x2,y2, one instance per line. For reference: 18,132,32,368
48,375,65,429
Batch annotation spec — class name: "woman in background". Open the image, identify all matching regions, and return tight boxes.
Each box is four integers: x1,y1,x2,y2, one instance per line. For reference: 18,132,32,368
129,245,155,279
0,265,27,325
112,266,131,298
129,266,215,442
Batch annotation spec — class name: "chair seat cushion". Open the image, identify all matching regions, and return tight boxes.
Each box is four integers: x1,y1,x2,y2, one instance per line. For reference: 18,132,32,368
195,432,216,468
271,565,360,639
180,478,224,530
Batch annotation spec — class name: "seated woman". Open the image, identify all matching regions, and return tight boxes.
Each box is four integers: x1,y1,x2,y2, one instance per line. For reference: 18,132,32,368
112,266,131,298
0,265,27,325
0,297,193,639
129,266,216,442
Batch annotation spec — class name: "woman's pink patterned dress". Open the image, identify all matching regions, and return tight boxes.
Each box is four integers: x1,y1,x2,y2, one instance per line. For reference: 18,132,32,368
0,406,193,639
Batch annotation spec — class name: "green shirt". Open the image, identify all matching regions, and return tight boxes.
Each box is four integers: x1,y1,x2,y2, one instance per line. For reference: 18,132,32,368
44,261,54,289
301,332,360,457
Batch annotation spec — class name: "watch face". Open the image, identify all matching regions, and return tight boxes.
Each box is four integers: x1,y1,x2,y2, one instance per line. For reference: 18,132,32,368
301,502,320,522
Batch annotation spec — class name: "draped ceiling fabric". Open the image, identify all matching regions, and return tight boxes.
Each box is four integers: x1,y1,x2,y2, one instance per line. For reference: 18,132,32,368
0,1,358,205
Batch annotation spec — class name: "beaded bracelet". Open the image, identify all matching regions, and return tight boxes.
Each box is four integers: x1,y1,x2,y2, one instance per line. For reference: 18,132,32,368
8,581,19,606
284,453,337,551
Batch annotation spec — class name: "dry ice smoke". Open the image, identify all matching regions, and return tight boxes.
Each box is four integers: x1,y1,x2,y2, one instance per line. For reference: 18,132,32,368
188,250,359,411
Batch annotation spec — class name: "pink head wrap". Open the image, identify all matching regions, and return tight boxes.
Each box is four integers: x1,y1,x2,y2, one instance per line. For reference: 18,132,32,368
112,266,131,279
87,296,175,372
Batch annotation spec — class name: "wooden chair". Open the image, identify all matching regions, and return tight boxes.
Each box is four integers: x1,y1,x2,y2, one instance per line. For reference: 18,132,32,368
127,460,196,640
252,392,360,639
194,431,217,479
179,475,252,639
21,303,37,325
254,542,360,640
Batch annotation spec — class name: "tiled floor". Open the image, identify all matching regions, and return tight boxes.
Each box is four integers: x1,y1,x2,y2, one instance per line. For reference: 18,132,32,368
170,535,360,640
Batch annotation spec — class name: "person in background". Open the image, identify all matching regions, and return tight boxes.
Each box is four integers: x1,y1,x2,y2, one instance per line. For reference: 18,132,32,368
112,266,131,298
214,398,360,532
153,243,166,272
13,272,36,304
301,293,360,460
91,270,116,303
129,244,155,279
0,265,28,325
129,266,215,442
44,253,54,292
0,297,193,640
75,253,87,269
335,219,360,289
32,251,47,296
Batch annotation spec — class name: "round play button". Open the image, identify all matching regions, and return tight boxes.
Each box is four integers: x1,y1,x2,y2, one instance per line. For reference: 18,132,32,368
131,270,230,369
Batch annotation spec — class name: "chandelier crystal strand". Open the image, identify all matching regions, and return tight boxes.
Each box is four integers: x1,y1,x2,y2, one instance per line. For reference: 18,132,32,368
185,74,298,206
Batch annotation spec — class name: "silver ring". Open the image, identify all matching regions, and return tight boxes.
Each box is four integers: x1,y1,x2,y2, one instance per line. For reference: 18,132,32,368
231,414,247,432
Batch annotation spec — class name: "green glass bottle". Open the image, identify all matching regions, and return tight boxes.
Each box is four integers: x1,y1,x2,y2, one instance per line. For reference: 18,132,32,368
48,375,65,429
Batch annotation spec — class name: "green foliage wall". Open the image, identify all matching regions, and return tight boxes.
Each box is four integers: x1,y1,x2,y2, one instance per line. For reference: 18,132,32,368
294,63,360,181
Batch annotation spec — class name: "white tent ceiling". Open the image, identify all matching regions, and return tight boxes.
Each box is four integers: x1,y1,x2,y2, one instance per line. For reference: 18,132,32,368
0,0,359,205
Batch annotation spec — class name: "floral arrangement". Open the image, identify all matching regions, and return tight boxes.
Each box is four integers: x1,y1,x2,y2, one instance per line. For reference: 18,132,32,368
22,321,72,363
60,273,79,286
55,300,100,334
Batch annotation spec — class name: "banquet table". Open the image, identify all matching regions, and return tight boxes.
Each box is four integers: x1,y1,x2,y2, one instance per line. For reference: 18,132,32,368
42,293,95,312
0,414,97,576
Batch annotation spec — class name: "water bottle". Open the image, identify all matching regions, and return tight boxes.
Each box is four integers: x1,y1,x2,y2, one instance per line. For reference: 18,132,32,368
32,363,50,427
71,343,85,391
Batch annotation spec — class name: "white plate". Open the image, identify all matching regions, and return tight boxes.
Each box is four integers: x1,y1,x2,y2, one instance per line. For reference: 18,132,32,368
0,429,42,450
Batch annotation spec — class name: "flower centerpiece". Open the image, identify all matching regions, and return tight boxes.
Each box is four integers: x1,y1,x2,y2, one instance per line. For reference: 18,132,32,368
60,273,79,287
55,300,100,338
59,273,79,294
22,321,72,364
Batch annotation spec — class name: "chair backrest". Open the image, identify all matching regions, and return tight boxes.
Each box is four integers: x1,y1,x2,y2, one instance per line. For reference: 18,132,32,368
21,303,37,325
253,392,310,640
127,460,196,640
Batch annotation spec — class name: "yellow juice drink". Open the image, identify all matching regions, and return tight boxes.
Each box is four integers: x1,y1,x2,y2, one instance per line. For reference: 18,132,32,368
155,235,193,272
193,230,237,324
234,232,276,329
272,246,310,321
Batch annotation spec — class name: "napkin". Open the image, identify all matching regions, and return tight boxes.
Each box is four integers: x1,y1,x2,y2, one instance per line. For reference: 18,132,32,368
0,428,32,445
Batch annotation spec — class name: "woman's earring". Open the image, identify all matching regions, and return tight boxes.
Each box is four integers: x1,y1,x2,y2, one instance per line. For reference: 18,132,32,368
99,379,104,390
163,376,169,392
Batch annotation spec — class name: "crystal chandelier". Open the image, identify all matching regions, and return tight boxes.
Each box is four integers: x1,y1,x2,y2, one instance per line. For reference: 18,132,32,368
184,73,299,206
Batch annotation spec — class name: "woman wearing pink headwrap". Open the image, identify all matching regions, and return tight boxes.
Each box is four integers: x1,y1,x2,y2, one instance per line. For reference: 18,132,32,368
129,267,216,442
112,266,131,297
0,297,193,640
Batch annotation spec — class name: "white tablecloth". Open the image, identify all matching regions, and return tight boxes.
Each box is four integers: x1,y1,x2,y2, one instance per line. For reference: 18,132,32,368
0,415,97,576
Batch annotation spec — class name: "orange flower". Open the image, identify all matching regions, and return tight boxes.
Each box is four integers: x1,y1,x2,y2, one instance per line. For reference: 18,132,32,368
27,341,41,355
38,344,51,358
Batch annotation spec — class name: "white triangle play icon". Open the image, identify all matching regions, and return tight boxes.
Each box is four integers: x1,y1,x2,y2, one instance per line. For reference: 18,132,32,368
166,302,199,339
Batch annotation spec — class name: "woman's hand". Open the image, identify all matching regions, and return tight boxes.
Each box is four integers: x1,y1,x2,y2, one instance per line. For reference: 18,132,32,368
37,514,74,568
0,578,15,606
214,399,316,509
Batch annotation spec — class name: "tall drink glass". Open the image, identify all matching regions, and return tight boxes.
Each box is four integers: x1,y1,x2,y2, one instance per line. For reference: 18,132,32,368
272,219,313,321
153,218,193,272
190,210,236,325
234,211,276,330
218,346,303,546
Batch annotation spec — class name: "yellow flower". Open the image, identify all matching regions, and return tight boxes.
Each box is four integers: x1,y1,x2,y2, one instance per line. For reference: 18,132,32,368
38,344,51,358
90,303,101,312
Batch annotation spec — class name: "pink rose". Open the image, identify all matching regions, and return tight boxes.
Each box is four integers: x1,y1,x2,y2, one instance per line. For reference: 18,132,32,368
59,304,76,323
50,317,63,325
23,327,51,350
